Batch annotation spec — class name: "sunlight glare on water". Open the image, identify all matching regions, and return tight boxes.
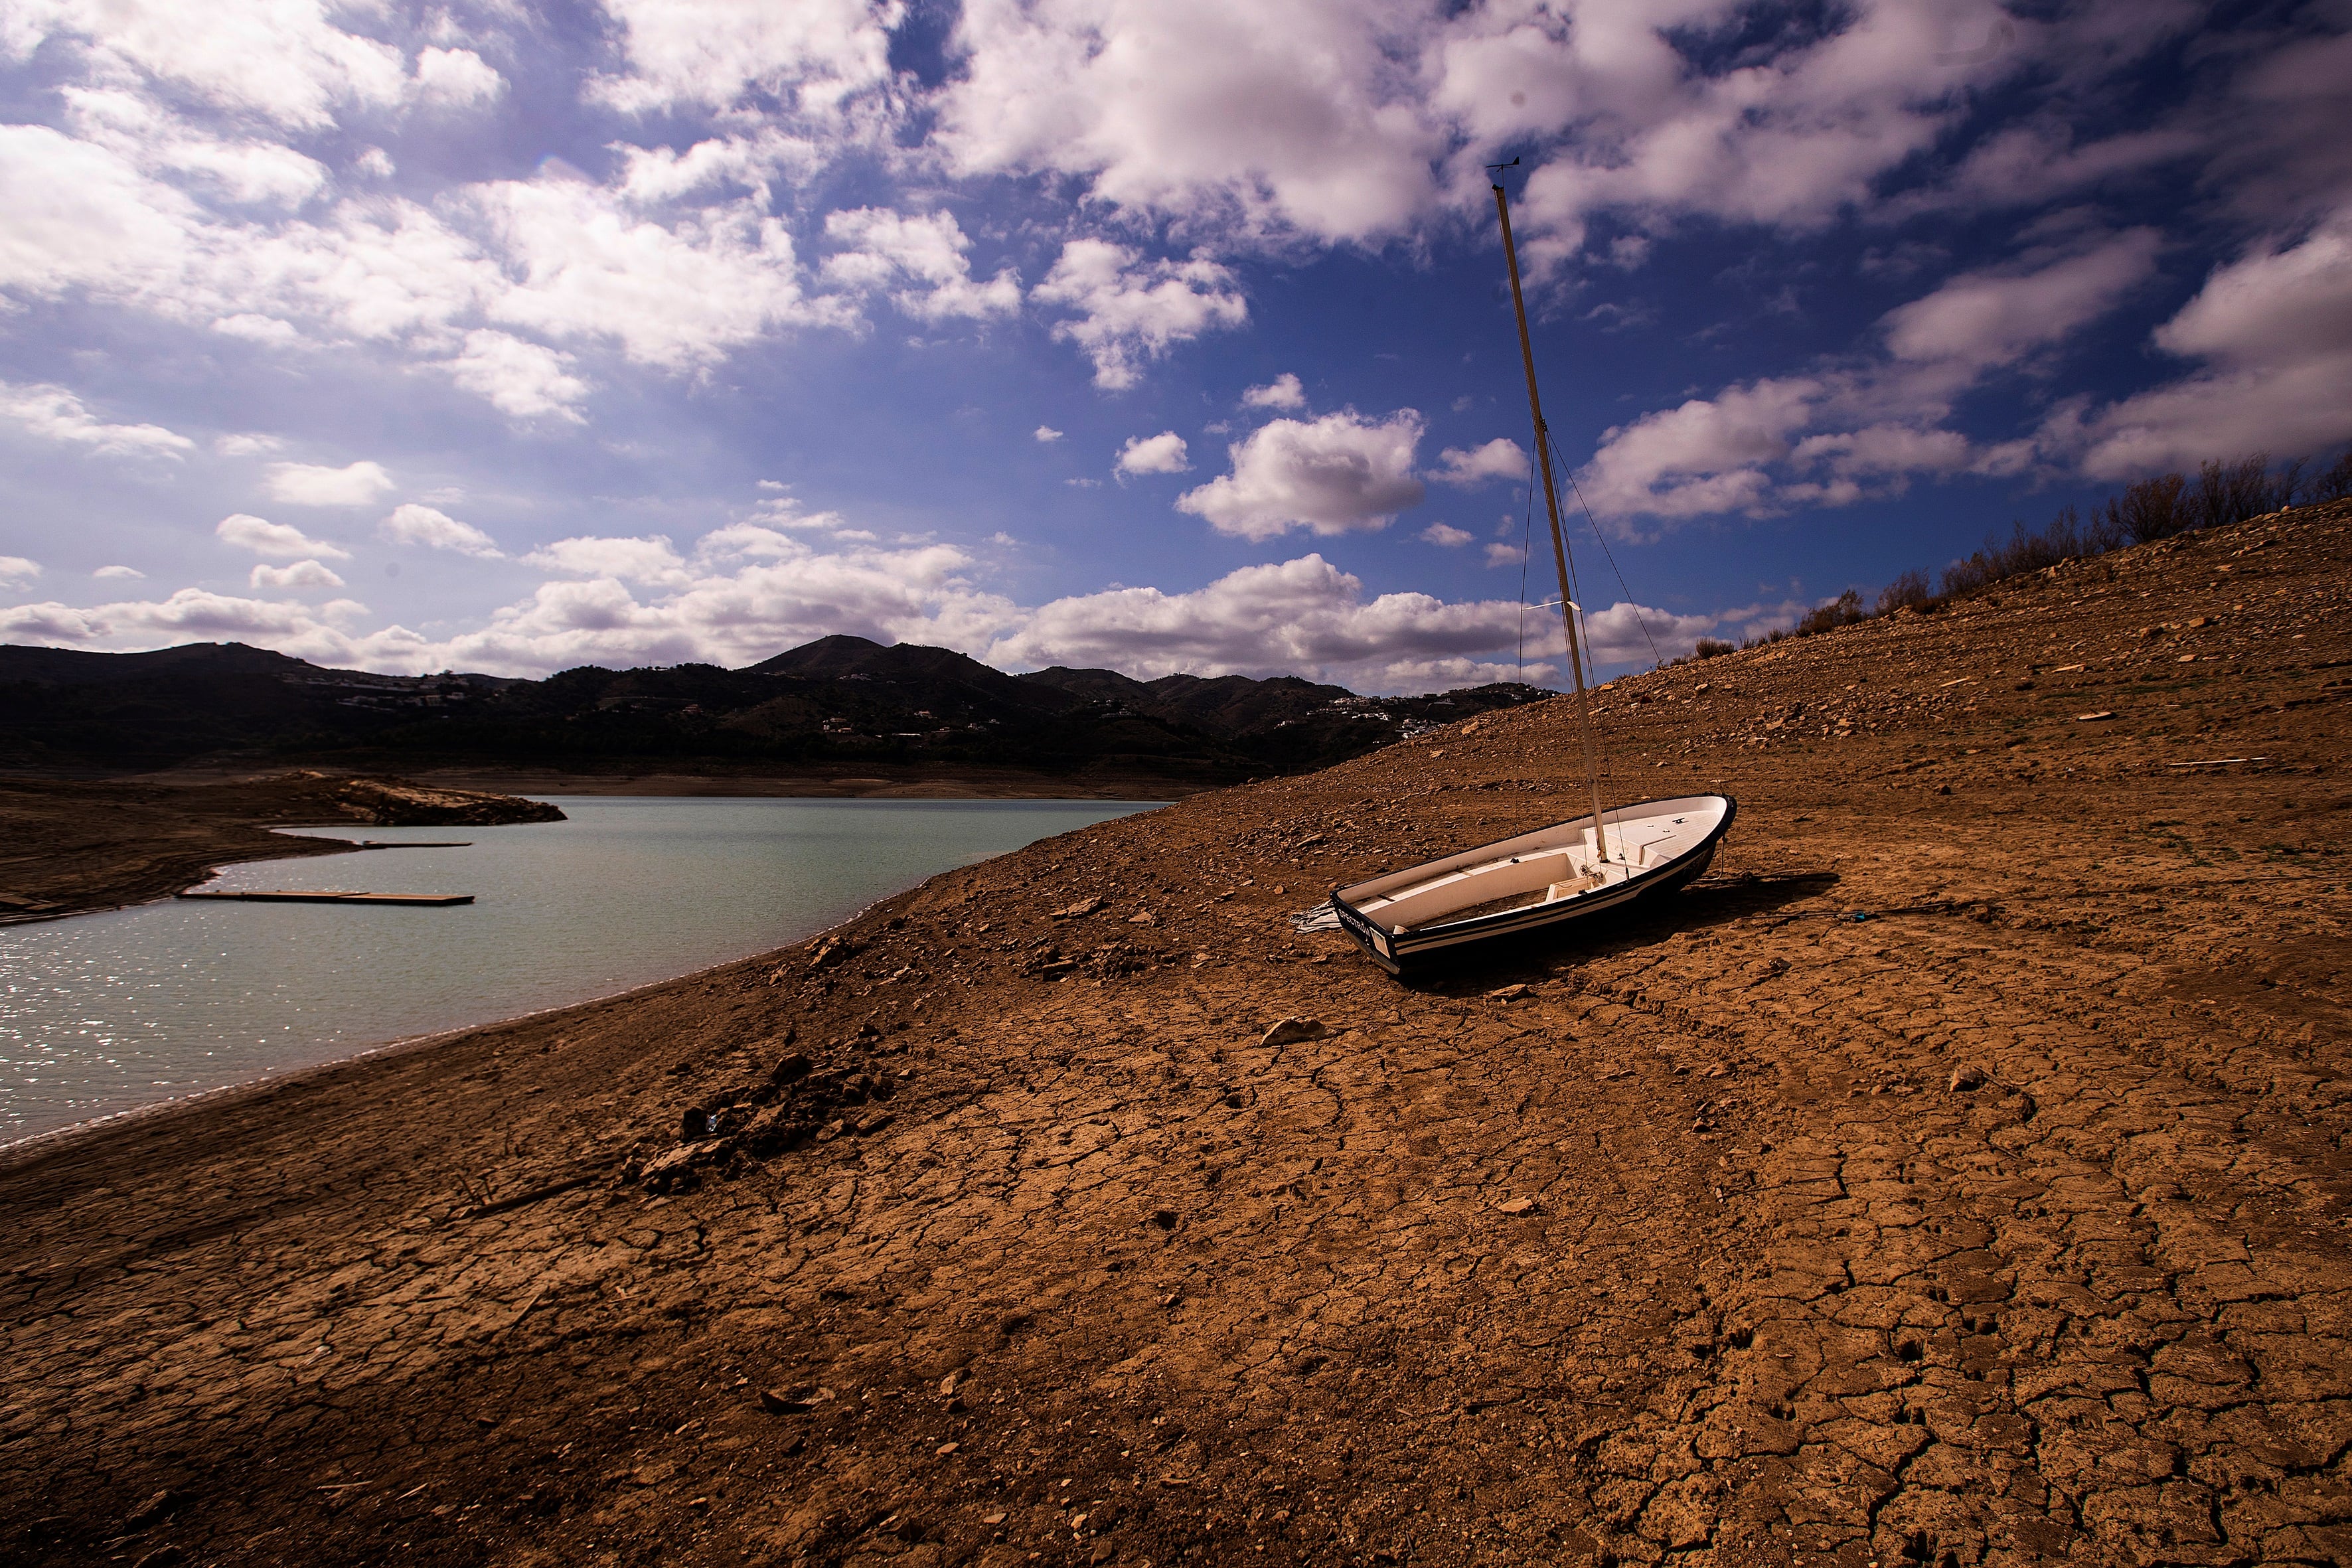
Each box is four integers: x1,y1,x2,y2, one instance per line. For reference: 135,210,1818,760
0,795,1157,1145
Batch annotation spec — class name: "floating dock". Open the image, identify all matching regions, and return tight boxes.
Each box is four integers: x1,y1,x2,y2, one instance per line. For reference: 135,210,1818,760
176,890,474,906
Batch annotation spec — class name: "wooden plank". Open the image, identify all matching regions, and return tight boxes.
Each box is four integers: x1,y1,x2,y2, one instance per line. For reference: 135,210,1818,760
174,890,474,906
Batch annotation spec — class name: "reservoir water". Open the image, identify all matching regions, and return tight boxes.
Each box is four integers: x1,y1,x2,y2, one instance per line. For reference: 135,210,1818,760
0,795,1158,1146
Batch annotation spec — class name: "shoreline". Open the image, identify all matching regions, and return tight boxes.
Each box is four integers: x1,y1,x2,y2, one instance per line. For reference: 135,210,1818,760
3,508,2346,1567
0,771,562,925
4,796,1163,1150
0,935,787,1171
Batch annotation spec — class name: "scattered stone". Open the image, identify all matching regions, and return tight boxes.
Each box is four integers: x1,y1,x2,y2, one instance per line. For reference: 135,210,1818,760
1950,1065,1988,1093
759,1387,832,1414
809,935,858,970
1486,982,1530,1001
935,1441,959,1456
637,1143,708,1192
1496,1197,1539,1215
1052,896,1105,919
131,1549,183,1568
1127,910,1155,925
2076,710,2116,722
982,1512,1008,1526
939,1372,961,1397
1260,1016,1330,1047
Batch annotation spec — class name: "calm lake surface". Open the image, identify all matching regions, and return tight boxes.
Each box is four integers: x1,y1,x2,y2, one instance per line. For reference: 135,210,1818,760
0,796,1158,1146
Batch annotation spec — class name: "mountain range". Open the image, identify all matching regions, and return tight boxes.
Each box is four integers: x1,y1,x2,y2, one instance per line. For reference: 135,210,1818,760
0,638,1552,787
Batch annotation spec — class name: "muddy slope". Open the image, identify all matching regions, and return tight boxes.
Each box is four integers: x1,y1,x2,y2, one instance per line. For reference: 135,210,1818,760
1,503,2347,1568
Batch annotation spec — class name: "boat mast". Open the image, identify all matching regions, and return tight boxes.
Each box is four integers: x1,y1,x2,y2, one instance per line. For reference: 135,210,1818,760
1491,176,1616,864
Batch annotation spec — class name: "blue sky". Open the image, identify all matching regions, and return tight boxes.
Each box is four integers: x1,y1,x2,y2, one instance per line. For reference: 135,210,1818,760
1,0,2347,690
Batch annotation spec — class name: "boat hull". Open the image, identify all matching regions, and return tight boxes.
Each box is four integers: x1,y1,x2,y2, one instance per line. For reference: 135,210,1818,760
1329,795,1737,975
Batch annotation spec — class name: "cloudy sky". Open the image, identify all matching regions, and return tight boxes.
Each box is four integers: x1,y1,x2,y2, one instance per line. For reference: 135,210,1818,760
1,1,2347,690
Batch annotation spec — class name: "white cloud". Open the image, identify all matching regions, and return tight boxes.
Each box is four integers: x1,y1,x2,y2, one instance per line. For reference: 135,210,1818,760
587,0,898,117
58,82,335,208
212,313,303,345
521,534,691,586
986,553,1529,684
1178,409,1426,540
1033,425,1063,443
1242,372,1305,410
266,460,394,506
1580,378,1819,520
250,558,346,591
468,177,853,370
2059,210,2352,477
1579,600,1715,665
1789,424,1973,481
1430,437,1528,487
9,0,408,131
0,122,198,302
937,0,1443,245
412,47,505,108
442,329,590,421
382,503,502,558
214,431,283,457
351,146,394,181
932,0,2094,266
0,381,193,458
1484,542,1525,568
215,512,351,560
1880,229,2161,370
1575,226,2183,521
94,564,145,580
1891,123,2203,220
5,513,1697,688
1031,239,1247,390
1419,522,1472,546
612,129,823,206
0,555,38,585
823,207,1020,323
0,588,387,665
1115,431,1190,475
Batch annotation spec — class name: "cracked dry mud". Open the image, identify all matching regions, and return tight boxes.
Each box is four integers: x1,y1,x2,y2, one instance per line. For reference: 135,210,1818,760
3,502,2348,1568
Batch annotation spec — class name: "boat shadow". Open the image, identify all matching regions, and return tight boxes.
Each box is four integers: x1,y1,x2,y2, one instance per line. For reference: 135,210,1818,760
1387,870,1841,993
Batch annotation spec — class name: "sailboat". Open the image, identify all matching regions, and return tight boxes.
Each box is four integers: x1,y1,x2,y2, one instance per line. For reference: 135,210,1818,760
1329,172,1735,975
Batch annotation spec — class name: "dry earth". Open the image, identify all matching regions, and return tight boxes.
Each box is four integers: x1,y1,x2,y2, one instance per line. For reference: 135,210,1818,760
0,772,564,922
2,503,2348,1568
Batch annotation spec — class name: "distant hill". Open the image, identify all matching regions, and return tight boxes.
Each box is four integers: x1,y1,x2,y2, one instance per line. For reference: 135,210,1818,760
0,638,1553,784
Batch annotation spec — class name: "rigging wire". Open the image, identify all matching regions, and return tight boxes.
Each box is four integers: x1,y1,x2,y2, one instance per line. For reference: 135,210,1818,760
1563,464,1663,670
1513,424,1537,684
1535,424,1624,807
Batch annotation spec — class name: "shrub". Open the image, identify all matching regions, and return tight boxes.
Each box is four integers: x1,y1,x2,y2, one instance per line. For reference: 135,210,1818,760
1875,568,1931,616
1693,637,1735,659
2100,471,2189,544
1793,588,1866,637
2302,447,2352,504
2188,452,2294,530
